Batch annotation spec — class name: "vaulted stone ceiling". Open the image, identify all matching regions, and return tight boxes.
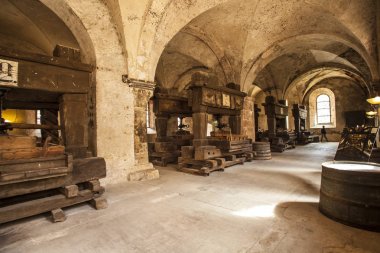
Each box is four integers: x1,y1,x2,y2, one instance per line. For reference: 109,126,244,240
154,0,378,99
0,0,79,55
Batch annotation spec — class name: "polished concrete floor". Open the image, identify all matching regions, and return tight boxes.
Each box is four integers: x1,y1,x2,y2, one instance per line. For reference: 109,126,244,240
1,142,380,253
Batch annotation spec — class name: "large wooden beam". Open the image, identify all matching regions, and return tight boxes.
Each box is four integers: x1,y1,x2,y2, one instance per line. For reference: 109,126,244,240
0,157,106,199
60,94,88,158
0,189,99,224
0,46,93,72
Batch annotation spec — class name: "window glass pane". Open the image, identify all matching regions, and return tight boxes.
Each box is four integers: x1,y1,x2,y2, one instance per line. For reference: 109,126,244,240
317,94,330,103
318,116,330,124
318,109,330,115
316,94,331,124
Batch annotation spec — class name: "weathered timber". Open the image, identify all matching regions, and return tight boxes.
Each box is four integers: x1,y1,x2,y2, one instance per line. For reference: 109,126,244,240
0,46,93,72
60,185,79,198
91,197,108,210
0,189,100,224
10,123,60,130
0,135,36,150
194,146,222,160
0,157,105,199
60,94,88,158
53,45,81,62
0,146,65,160
86,179,102,192
3,100,59,110
51,208,66,222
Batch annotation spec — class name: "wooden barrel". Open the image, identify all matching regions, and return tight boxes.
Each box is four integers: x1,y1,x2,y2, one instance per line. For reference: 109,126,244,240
252,142,271,160
319,161,380,230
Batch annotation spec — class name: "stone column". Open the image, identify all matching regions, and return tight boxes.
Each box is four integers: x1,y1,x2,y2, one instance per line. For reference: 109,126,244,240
242,96,255,140
127,79,159,181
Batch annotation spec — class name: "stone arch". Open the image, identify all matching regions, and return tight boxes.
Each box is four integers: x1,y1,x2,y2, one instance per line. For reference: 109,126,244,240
42,0,133,184
132,0,233,81
181,25,236,84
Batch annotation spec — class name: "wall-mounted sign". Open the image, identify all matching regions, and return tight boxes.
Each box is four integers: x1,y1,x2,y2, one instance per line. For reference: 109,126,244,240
0,59,18,87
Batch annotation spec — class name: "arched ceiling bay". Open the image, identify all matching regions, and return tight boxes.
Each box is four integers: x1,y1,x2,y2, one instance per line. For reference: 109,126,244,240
0,0,79,55
153,0,377,98
284,67,370,104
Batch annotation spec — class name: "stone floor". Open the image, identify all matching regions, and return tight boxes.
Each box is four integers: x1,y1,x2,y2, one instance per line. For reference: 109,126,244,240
1,142,380,253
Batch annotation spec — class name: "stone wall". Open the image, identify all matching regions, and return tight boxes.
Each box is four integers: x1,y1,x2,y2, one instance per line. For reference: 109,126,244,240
241,97,255,139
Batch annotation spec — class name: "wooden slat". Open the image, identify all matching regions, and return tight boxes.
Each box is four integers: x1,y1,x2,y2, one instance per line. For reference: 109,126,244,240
0,135,36,150
10,123,60,130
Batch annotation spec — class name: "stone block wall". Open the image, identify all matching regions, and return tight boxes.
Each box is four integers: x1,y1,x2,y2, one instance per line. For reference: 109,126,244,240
241,97,255,140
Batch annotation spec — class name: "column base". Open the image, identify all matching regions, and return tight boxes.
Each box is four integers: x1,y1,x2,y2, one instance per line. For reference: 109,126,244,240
128,163,160,181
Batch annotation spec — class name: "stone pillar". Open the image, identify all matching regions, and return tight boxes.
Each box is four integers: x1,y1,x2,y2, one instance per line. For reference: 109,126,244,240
127,79,159,181
242,97,255,140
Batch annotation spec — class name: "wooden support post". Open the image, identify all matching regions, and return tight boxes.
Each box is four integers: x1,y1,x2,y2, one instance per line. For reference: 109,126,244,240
60,185,79,198
192,112,208,147
86,179,101,192
229,115,242,135
41,109,60,144
155,115,169,141
59,94,88,158
51,208,66,222
91,197,108,210
267,117,277,138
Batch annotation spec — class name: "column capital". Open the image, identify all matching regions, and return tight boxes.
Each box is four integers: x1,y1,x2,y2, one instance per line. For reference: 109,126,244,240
125,77,156,91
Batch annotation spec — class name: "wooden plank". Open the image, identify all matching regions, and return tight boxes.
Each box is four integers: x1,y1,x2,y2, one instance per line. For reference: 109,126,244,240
10,123,60,130
225,158,245,168
3,100,59,110
0,167,69,185
0,189,98,224
0,155,68,172
0,135,36,150
0,146,65,160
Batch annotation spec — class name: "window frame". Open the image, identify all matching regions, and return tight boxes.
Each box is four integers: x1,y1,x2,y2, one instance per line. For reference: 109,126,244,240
316,94,332,125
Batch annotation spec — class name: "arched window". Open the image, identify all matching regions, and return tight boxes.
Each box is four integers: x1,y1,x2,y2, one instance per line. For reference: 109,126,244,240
308,88,336,128
316,94,331,124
